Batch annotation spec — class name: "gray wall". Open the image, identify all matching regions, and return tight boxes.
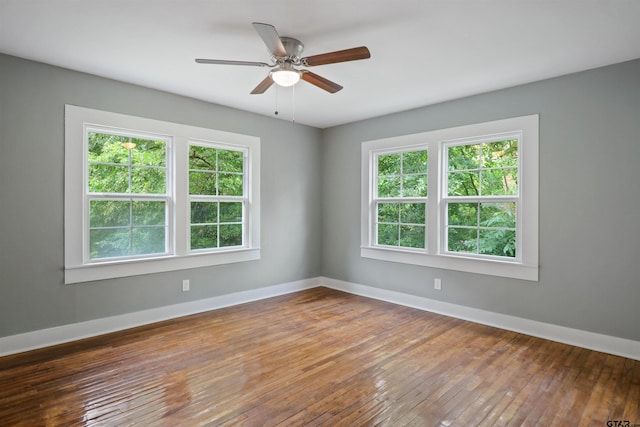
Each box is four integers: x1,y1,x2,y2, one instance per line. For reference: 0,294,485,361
1,53,639,343
0,54,323,337
321,59,640,341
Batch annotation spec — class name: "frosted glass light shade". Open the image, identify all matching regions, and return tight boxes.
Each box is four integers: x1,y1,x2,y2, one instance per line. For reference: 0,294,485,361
271,69,300,87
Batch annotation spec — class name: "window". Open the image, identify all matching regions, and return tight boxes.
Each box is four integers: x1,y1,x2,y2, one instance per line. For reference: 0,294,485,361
375,149,428,249
87,130,170,261
361,115,538,281
65,105,260,284
188,143,246,251
444,137,519,259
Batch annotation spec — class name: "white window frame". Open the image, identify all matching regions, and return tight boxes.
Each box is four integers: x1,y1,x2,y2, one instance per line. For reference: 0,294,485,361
361,115,538,281
372,146,429,250
65,105,260,284
187,140,249,252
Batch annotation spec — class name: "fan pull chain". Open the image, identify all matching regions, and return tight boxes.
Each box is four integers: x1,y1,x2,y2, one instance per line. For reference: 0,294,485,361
292,84,295,124
274,84,279,116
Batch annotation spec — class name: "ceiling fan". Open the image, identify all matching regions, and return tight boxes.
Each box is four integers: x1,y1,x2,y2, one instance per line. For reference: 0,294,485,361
195,22,371,94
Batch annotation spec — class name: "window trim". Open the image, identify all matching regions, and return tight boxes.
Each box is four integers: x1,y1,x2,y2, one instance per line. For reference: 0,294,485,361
65,105,260,284
361,115,538,281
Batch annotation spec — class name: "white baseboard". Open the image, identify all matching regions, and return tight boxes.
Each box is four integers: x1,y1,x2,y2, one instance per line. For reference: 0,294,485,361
0,277,320,357
2,276,638,361
320,277,640,361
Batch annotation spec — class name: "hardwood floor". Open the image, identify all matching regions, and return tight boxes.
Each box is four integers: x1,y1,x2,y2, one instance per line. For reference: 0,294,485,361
0,287,638,426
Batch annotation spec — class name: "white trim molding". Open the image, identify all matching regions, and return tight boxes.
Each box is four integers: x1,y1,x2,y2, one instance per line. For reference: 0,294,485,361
2,277,638,361
320,277,640,361
0,278,320,357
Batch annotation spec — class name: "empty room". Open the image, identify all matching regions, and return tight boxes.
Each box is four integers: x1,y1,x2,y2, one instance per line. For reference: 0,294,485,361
1,1,639,425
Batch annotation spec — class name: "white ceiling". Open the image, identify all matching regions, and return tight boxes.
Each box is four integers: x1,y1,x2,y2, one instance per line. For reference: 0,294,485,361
1,0,639,128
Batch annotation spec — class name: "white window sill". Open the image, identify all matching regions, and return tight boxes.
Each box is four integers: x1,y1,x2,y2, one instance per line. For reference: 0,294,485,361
65,249,261,284
361,246,538,281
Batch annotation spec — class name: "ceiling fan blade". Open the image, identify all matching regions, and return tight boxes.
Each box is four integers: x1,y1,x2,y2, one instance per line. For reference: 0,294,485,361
252,22,287,57
302,46,370,66
195,58,271,67
250,75,275,94
300,70,343,93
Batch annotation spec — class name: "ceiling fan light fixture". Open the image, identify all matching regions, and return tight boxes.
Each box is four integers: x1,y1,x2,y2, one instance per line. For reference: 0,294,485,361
270,66,300,87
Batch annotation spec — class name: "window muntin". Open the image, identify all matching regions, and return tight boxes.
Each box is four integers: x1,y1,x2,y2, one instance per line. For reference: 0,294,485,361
444,137,520,260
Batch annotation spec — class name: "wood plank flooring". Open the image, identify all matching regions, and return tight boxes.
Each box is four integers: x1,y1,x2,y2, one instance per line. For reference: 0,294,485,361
0,287,638,426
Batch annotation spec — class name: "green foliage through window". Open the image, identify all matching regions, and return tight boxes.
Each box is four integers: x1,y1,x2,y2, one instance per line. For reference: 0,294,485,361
189,145,245,251
446,137,519,258
377,150,427,198
375,148,428,249
87,132,168,260
447,139,518,197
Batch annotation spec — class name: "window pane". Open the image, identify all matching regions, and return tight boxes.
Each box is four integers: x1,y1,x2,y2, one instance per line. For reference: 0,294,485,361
378,224,399,246
448,203,478,227
191,201,218,224
218,149,244,173
89,228,130,259
479,229,516,257
481,168,518,196
220,224,242,247
131,167,166,194
448,144,480,170
378,153,401,175
400,225,425,249
402,150,427,174
479,203,516,228
400,203,425,224
191,225,217,250
189,146,217,170
88,164,129,193
131,227,166,255
448,171,480,196
129,139,166,166
218,173,243,196
377,203,399,223
88,133,129,164
189,171,217,195
132,201,165,226
378,176,401,197
90,200,130,227
448,227,477,253
402,175,427,197
220,202,243,223
482,140,518,168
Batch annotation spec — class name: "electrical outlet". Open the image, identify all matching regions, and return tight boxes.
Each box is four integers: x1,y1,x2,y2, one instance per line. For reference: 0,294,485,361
182,279,190,292
434,278,442,291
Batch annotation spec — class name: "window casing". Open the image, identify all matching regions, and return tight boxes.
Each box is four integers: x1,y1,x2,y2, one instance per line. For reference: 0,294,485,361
65,105,260,284
361,115,538,281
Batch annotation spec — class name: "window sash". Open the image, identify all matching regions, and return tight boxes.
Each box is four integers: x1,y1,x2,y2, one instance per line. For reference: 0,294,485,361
441,135,522,262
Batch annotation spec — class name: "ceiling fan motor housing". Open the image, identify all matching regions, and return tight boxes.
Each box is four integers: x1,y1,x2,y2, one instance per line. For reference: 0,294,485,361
278,37,304,63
